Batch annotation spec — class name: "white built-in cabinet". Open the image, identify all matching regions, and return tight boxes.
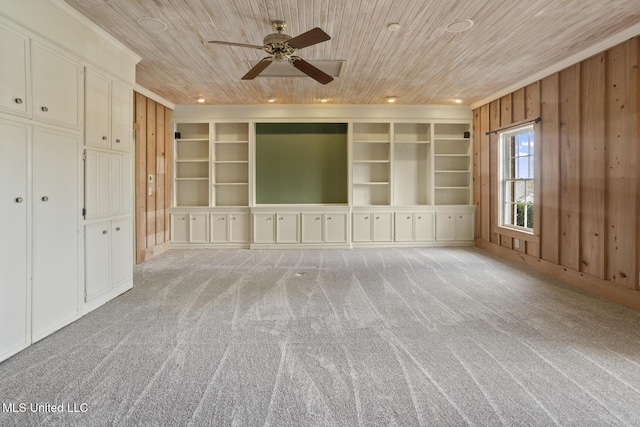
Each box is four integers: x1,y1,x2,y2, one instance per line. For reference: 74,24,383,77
0,120,29,360
85,68,132,152
0,16,136,362
171,119,474,249
85,218,132,302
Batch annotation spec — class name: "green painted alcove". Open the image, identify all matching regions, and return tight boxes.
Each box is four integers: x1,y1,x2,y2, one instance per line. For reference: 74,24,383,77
256,123,348,204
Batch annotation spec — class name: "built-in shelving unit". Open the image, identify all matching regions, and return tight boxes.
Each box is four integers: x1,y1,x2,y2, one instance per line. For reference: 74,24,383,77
352,122,391,206
213,123,249,207
433,123,471,205
392,123,431,206
175,122,210,207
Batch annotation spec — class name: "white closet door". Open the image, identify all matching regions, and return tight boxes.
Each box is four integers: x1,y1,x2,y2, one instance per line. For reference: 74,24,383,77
111,218,132,285
32,128,79,341
0,121,29,359
84,221,111,300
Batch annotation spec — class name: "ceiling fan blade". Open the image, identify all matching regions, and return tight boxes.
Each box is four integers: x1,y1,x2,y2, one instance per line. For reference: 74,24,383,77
287,27,331,49
241,58,273,80
208,40,264,50
290,57,333,85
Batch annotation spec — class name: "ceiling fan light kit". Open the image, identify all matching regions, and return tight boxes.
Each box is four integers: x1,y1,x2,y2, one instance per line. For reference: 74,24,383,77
209,20,334,85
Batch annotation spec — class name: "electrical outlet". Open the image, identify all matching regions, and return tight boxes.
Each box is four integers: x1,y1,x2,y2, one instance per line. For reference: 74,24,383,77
514,239,520,249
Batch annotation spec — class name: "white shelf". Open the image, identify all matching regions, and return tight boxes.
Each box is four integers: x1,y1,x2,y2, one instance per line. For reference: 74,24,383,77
354,182,390,185
176,159,208,162
176,138,208,142
216,140,249,144
176,177,208,181
213,160,249,164
353,160,390,164
213,182,248,186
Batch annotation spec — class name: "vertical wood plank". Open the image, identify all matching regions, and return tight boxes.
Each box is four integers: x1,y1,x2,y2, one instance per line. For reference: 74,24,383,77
146,98,157,248
580,53,606,278
559,64,581,271
540,73,560,264
134,93,147,264
637,37,640,290
156,103,166,244
525,81,541,120
489,99,500,244
499,94,512,248
480,104,490,242
165,108,173,242
606,40,636,287
512,88,526,122
526,81,541,258
473,108,481,239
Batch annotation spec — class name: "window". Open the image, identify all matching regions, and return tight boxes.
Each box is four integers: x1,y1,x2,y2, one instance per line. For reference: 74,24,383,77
500,125,534,231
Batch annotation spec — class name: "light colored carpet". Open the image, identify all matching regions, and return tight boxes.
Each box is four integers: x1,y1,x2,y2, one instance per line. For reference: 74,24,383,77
2,247,640,426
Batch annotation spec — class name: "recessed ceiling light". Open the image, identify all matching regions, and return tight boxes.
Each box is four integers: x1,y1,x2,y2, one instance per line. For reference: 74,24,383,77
197,97,205,103
386,96,397,103
454,98,463,103
267,97,276,103
445,19,474,33
320,98,328,103
387,23,400,32
137,17,168,32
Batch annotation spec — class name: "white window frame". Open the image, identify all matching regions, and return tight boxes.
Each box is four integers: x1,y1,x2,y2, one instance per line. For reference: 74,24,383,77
498,124,535,233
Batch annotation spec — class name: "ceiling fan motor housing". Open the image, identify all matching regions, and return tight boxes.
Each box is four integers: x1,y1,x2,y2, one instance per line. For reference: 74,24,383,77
263,32,293,58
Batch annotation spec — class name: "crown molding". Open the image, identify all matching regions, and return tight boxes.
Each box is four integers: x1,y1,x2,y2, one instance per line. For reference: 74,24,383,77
470,21,640,110
43,0,142,65
135,85,175,110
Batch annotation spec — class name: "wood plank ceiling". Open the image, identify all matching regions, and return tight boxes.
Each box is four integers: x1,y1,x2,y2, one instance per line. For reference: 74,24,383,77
63,0,640,105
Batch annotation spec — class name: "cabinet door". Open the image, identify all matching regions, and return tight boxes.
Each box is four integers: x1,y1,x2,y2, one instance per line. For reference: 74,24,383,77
455,212,474,241
373,212,393,242
276,213,299,243
352,213,372,242
302,213,323,243
436,212,456,241
32,43,81,128
229,212,248,243
415,212,434,242
32,128,79,340
121,155,133,214
0,25,29,116
111,81,132,153
84,69,110,149
189,213,209,243
110,154,123,215
171,213,189,243
325,213,348,243
111,218,132,285
253,213,276,244
84,222,111,301
84,150,111,218
394,213,414,242
0,121,29,358
210,213,228,243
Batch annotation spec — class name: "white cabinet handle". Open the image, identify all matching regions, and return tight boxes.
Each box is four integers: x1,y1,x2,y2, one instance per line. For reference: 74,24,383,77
41,196,48,202
41,106,48,112
102,230,108,234
14,98,23,104
15,197,23,203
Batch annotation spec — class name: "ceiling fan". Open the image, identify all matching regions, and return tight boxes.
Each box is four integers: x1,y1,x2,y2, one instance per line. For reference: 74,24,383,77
208,20,333,85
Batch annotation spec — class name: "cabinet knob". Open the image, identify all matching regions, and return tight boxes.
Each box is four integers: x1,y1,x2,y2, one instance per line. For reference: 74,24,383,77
15,197,23,203
448,216,452,219
116,139,121,143
278,217,283,220
41,106,48,112
179,217,185,220
102,136,108,140
14,98,23,104
102,230,108,234
41,196,48,202
406,216,411,219
231,217,236,220
418,216,422,219
364,216,369,220
266,217,272,221
218,217,225,221
115,227,121,231
315,217,320,221
191,217,196,220
459,216,463,219
375,216,380,220
327,217,332,220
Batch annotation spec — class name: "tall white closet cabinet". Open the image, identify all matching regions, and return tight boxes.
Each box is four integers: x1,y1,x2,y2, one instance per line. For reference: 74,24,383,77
0,4,139,363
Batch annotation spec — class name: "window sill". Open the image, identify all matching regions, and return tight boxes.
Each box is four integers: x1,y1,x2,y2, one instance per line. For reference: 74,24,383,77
493,225,540,243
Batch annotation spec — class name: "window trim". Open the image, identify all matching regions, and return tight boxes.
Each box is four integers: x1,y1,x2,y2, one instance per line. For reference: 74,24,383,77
498,124,535,235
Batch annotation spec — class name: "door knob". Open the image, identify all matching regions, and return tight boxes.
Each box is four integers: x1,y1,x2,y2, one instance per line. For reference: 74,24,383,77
14,98,23,104
15,197,23,203
41,106,48,112
41,196,48,202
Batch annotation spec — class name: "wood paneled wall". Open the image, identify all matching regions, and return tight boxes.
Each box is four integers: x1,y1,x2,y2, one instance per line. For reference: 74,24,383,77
134,92,173,264
473,37,640,309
